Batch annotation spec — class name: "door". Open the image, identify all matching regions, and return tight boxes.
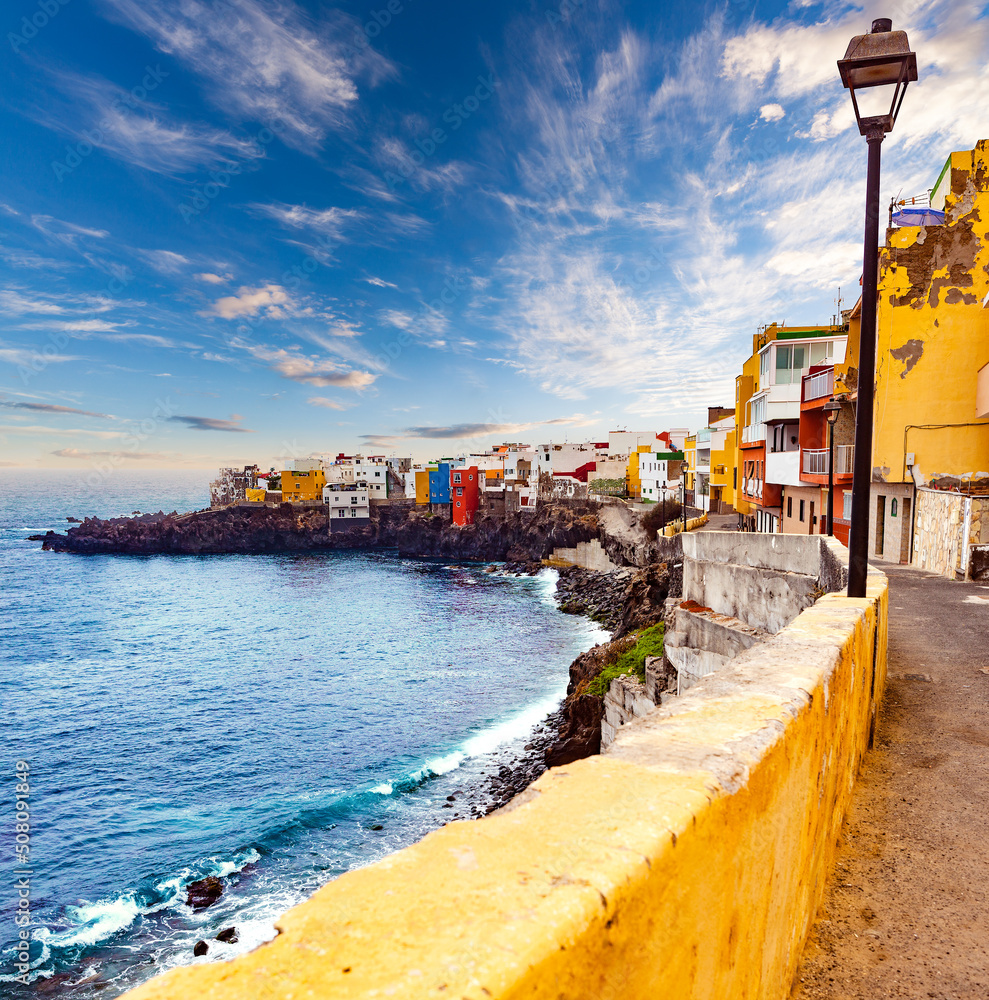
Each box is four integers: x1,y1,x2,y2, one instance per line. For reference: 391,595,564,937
808,501,815,535
899,497,912,563
875,495,886,557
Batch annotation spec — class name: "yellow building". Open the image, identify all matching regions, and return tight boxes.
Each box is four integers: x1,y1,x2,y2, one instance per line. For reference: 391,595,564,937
414,469,431,505
280,468,326,502
866,139,989,572
708,415,736,514
876,141,989,484
245,487,267,502
625,445,654,499
683,435,696,498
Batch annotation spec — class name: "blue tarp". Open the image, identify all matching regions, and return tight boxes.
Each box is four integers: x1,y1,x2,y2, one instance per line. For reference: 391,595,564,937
892,207,945,226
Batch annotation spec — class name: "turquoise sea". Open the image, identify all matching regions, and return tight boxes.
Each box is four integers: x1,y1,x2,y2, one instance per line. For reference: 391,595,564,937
0,470,605,997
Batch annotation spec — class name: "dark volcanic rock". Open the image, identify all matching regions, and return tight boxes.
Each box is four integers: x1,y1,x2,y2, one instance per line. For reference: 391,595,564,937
186,876,223,910
38,499,603,562
215,926,238,944
193,941,209,957
612,562,672,639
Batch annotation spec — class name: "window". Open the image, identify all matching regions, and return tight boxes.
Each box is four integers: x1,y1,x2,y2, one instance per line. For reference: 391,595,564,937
456,487,463,496
891,498,898,517
469,474,474,481
456,500,461,507
799,499,805,522
453,473,462,484
842,491,852,520
787,496,792,518
351,497,357,504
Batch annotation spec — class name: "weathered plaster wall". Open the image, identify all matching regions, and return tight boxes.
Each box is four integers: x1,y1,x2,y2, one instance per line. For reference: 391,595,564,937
120,547,887,1000
874,141,989,484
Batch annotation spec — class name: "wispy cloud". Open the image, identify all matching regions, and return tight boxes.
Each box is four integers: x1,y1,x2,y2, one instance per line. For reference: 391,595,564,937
249,203,361,238
307,396,351,410
34,71,260,175
170,415,254,432
1,400,114,419
51,447,174,460
101,0,368,150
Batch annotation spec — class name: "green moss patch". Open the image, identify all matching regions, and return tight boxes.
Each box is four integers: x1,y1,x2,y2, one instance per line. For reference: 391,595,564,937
586,623,665,696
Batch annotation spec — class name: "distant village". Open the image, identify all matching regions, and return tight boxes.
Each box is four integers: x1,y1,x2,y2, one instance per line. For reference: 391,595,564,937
209,428,692,532
211,142,989,581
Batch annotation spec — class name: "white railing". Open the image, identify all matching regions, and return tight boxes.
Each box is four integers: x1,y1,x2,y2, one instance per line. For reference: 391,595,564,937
803,369,834,401
742,477,763,499
742,423,766,444
802,445,854,475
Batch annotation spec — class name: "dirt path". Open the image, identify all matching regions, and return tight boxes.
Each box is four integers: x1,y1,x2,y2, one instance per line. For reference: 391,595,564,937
791,564,989,999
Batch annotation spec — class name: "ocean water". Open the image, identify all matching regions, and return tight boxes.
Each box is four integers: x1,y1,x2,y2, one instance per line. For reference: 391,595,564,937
0,470,606,997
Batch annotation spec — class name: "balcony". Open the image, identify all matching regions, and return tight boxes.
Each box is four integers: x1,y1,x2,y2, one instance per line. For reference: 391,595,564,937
742,477,763,499
802,369,834,402
742,423,766,444
802,445,854,476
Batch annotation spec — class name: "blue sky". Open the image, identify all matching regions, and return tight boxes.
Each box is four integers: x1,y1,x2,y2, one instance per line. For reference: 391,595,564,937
1,0,986,472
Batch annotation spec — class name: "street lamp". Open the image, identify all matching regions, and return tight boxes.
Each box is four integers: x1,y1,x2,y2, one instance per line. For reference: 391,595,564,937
837,18,917,597
680,459,689,527
823,398,842,537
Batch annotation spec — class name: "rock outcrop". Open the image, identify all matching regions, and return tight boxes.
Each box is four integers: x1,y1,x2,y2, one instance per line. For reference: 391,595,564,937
39,500,602,562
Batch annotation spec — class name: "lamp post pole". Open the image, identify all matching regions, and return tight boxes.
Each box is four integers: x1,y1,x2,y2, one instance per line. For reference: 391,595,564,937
846,129,884,593
827,420,835,537
837,17,917,596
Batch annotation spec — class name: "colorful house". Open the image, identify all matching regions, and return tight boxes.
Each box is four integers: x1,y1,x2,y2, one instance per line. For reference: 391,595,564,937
280,462,327,502
450,466,479,525
428,463,452,504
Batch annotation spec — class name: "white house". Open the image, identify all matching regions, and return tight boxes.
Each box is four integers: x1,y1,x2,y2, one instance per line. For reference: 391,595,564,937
323,482,370,529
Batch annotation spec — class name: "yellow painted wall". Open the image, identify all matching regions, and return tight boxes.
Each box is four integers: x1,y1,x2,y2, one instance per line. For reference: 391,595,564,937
414,470,430,504
120,544,887,1000
280,469,326,501
683,436,696,493
244,488,266,502
709,424,736,505
625,445,653,499
873,140,989,483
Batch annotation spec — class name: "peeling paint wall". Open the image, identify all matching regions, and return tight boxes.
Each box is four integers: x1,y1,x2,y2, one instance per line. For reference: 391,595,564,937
875,140,989,484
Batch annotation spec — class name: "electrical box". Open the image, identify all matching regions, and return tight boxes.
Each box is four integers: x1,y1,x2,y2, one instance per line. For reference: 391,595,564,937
905,452,915,466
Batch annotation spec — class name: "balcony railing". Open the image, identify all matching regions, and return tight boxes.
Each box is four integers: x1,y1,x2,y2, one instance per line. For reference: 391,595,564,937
803,369,834,402
742,477,763,499
742,423,766,444
802,445,854,475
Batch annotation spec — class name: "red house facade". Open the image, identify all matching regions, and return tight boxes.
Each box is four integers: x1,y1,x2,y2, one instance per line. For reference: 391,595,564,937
451,466,479,525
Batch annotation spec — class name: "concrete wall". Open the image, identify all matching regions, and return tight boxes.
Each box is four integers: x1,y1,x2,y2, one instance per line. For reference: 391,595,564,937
121,546,887,1000
664,607,768,690
601,674,655,749
547,538,619,572
680,532,825,634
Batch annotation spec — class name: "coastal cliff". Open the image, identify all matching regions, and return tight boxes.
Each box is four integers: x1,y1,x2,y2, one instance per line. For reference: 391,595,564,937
39,500,604,561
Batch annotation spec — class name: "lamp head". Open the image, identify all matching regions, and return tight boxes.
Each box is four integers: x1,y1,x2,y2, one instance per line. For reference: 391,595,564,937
837,18,917,136
823,398,842,426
